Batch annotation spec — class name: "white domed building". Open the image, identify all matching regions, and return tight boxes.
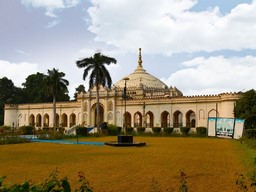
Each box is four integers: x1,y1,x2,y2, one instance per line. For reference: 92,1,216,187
4,49,240,133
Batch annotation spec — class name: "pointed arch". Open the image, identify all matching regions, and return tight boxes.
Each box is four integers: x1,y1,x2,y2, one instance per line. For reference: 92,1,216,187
173,110,183,128
161,111,170,127
199,109,205,120
146,111,154,128
29,114,35,126
208,109,219,118
36,114,42,127
61,113,68,127
43,114,49,127
69,113,76,127
56,113,60,128
123,112,131,128
134,111,142,127
91,103,104,127
186,110,196,128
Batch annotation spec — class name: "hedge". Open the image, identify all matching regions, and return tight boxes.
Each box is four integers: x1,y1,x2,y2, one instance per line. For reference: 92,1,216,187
163,127,174,134
180,127,190,135
152,127,161,133
196,127,207,135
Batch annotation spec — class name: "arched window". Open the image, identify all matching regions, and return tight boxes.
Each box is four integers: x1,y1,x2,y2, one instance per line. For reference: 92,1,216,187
29,114,35,126
61,113,68,127
36,114,42,127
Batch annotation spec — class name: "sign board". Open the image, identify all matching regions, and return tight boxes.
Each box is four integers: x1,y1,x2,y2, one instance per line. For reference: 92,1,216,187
208,117,244,139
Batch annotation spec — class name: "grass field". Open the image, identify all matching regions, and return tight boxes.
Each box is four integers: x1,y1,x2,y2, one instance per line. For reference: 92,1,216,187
0,136,254,191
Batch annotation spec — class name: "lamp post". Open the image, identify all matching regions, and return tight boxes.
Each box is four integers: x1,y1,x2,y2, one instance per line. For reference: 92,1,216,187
123,77,129,135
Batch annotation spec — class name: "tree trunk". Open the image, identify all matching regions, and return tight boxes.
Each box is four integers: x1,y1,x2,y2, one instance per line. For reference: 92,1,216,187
96,85,100,133
53,95,56,132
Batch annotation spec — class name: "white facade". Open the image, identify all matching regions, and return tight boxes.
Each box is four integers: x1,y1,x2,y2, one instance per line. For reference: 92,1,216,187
4,49,240,131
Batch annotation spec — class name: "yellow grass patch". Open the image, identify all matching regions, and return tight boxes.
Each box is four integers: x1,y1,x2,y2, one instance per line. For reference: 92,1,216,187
0,137,252,191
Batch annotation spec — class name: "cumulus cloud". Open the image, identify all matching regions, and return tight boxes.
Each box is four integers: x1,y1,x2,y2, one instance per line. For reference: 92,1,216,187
162,55,256,95
87,0,256,54
0,60,39,87
21,0,81,17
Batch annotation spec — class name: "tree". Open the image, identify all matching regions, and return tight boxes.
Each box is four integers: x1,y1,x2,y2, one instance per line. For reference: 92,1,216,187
76,52,116,131
234,89,256,128
45,68,69,130
0,77,26,125
22,72,51,103
74,84,86,101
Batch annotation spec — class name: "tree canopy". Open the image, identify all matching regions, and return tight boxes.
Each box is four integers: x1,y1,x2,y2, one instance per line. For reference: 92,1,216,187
234,89,256,128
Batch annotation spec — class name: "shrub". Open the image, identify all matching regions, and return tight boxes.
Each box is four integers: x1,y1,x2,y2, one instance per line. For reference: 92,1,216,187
163,127,174,134
137,127,145,133
180,127,190,135
152,127,161,133
196,127,207,135
76,126,87,136
126,127,134,134
0,135,31,145
244,129,256,139
19,126,35,135
0,126,11,134
107,124,121,136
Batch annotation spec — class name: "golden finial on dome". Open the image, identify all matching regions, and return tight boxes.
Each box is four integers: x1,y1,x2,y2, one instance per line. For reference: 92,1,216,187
138,48,142,67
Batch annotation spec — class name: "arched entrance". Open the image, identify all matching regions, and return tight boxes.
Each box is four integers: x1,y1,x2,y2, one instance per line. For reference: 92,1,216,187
92,104,104,127
123,112,131,128
134,111,142,127
161,111,170,127
186,110,196,128
146,111,154,127
173,110,183,128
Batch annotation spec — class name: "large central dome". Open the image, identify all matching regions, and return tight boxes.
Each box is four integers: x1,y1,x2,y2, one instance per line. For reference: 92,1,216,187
113,48,168,89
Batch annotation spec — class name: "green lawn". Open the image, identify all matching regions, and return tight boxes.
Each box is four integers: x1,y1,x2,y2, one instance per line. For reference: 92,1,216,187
0,136,254,191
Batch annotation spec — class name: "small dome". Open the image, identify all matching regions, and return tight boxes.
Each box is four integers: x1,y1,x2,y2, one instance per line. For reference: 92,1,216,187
113,48,168,89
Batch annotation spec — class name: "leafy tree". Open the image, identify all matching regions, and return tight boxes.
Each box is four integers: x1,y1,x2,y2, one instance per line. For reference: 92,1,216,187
76,52,116,131
74,84,86,100
45,68,69,130
234,89,256,128
0,77,26,125
22,72,51,103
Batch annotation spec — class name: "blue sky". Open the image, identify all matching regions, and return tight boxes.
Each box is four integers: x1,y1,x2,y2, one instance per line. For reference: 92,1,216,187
0,0,256,98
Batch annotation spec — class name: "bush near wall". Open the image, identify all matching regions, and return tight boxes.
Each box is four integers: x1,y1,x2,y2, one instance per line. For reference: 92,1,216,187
107,124,122,136
243,129,256,139
152,127,161,133
196,127,207,135
76,126,87,136
19,126,35,135
126,127,134,134
137,127,145,133
0,126,11,134
163,127,174,134
180,127,190,135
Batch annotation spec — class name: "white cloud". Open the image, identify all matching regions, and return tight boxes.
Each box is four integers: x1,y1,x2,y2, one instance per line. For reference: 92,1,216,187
0,60,39,87
87,0,256,54
46,19,61,28
21,0,81,17
161,55,256,95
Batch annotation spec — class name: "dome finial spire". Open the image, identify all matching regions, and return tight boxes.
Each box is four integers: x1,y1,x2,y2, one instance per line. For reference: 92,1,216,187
138,48,142,67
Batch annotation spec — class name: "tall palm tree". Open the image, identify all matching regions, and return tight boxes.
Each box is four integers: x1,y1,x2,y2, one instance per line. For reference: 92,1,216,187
45,68,69,131
76,52,116,132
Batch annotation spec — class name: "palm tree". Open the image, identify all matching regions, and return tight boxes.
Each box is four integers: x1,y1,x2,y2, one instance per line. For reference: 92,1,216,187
76,52,116,132
45,68,69,131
